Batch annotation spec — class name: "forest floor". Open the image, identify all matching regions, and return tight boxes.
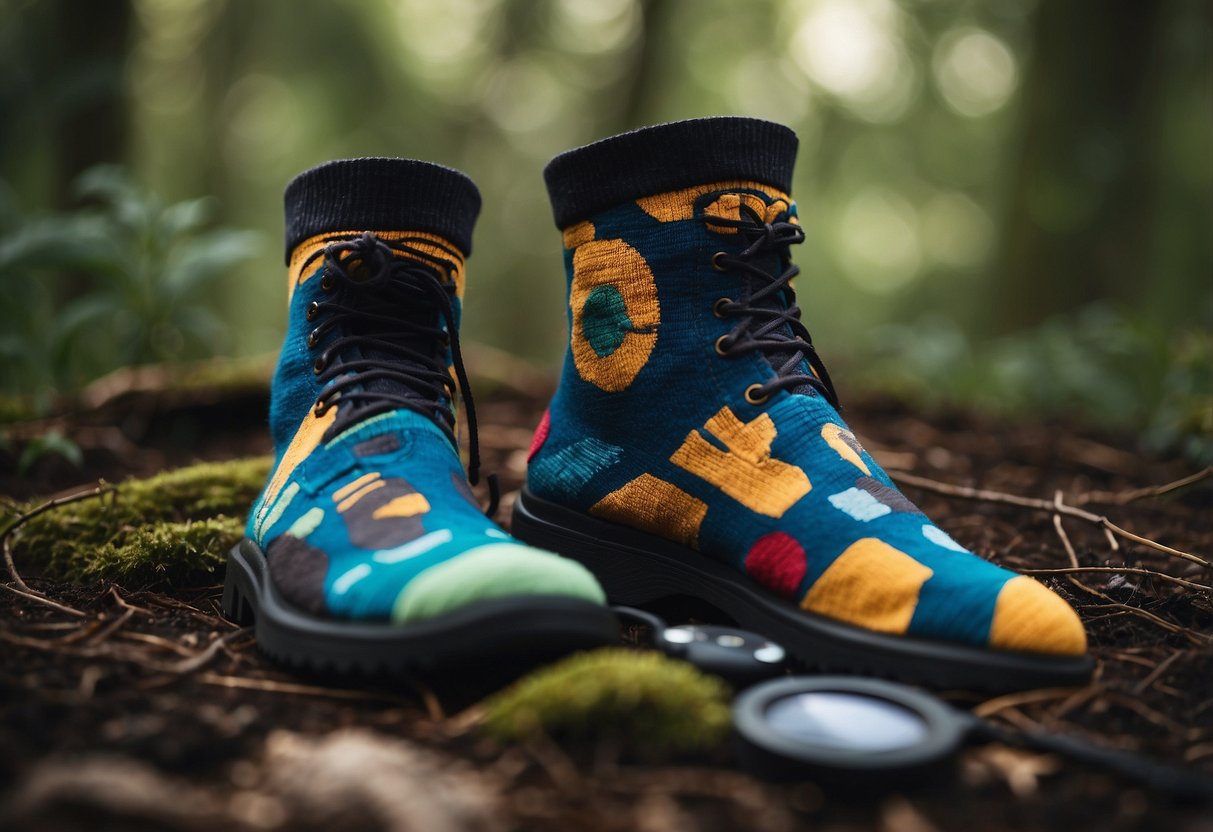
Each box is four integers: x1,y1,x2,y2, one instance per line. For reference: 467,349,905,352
1,361,1211,832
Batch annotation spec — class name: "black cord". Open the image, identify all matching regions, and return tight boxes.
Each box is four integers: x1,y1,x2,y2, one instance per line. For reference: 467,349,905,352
973,719,1213,804
610,605,669,647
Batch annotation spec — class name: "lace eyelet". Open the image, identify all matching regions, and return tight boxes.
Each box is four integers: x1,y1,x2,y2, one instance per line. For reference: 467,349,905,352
744,384,770,405
711,251,729,272
313,356,326,375
712,297,732,318
714,334,733,357
307,329,321,349
320,273,335,291
313,400,328,417
306,301,320,321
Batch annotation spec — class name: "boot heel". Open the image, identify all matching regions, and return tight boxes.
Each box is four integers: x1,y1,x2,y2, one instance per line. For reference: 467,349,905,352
221,578,254,625
222,545,258,626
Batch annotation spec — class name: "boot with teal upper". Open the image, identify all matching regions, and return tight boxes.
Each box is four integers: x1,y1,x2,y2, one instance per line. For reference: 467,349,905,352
223,158,615,674
512,118,1091,692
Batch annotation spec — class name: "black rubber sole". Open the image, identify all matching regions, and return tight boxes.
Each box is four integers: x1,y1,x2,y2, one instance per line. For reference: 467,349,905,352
512,489,1094,694
222,538,620,677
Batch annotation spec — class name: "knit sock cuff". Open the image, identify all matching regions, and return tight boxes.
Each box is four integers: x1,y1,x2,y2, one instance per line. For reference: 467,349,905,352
543,117,798,229
283,158,481,263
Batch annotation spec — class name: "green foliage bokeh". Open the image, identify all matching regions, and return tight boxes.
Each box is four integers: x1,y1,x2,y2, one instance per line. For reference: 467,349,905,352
0,0,1208,454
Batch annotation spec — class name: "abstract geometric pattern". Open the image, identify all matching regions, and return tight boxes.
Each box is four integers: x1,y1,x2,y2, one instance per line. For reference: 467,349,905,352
671,406,811,519
527,152,1087,657
248,216,604,624
568,238,660,392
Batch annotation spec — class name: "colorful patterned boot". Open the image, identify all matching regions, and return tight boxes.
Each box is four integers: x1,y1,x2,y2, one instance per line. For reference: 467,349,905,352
513,119,1092,692
223,159,615,674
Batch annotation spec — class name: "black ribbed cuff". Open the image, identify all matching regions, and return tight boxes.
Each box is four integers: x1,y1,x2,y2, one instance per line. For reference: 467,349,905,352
544,117,798,228
283,158,481,262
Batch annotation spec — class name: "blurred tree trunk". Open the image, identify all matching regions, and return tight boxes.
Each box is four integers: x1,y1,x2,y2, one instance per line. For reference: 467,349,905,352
993,0,1164,333
52,0,132,202
616,0,672,131
0,0,130,208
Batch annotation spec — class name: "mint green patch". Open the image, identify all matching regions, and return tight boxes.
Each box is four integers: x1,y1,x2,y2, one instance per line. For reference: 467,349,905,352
391,542,606,623
286,507,324,539
256,481,299,541
582,284,632,358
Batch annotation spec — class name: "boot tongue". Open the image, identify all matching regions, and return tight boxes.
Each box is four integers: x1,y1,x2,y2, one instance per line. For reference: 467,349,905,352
329,239,455,429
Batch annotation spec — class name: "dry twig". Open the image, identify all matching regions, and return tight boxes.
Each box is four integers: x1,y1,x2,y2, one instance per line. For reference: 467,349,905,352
1,481,110,615
1073,467,1212,507
1132,650,1186,696
195,672,408,702
889,470,1210,570
1021,566,1211,593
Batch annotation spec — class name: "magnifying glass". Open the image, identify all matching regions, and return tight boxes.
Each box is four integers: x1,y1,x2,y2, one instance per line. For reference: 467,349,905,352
733,676,967,785
735,676,1213,802
612,606,1213,802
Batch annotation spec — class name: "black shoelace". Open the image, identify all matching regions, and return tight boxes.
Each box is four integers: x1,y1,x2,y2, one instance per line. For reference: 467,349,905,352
707,203,841,409
299,232,497,513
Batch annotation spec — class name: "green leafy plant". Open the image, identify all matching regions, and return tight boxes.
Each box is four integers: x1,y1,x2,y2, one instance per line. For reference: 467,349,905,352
1144,329,1213,462
852,303,1213,463
0,167,260,412
16,429,83,476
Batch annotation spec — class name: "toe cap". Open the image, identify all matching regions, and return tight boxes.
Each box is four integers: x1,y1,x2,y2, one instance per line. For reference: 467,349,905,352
989,575,1087,656
391,542,606,623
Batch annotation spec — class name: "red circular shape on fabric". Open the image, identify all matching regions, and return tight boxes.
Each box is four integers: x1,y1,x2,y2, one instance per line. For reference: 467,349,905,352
744,532,806,598
527,408,552,463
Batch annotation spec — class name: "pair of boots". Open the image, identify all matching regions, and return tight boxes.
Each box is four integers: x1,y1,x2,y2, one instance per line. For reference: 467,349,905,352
223,118,1090,691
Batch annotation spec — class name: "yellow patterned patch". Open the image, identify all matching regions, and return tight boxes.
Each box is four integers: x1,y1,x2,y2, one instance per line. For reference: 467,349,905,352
671,406,810,518
989,575,1087,655
336,479,386,513
569,238,660,392
702,192,793,233
821,423,870,475
371,492,431,520
258,405,338,514
332,472,382,502
562,220,595,249
591,474,707,549
286,229,466,302
801,538,933,634
635,180,793,224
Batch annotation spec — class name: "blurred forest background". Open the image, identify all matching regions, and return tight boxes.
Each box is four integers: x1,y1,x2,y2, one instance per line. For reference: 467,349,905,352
1,0,1210,460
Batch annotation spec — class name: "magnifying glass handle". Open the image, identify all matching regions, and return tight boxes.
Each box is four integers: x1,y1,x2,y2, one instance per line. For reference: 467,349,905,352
610,605,668,645
977,722,1213,804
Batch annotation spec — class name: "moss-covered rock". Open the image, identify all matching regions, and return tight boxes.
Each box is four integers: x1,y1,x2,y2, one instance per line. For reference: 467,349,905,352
79,516,247,585
11,456,270,585
482,648,732,757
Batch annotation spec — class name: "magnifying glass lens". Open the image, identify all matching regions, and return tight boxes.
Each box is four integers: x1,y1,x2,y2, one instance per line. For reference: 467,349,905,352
765,691,931,753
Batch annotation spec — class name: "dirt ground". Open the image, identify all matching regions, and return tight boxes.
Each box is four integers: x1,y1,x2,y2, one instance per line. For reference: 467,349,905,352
1,371,1210,832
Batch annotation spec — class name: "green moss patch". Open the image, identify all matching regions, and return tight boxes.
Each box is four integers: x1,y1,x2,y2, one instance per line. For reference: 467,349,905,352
482,648,732,757
11,457,270,586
